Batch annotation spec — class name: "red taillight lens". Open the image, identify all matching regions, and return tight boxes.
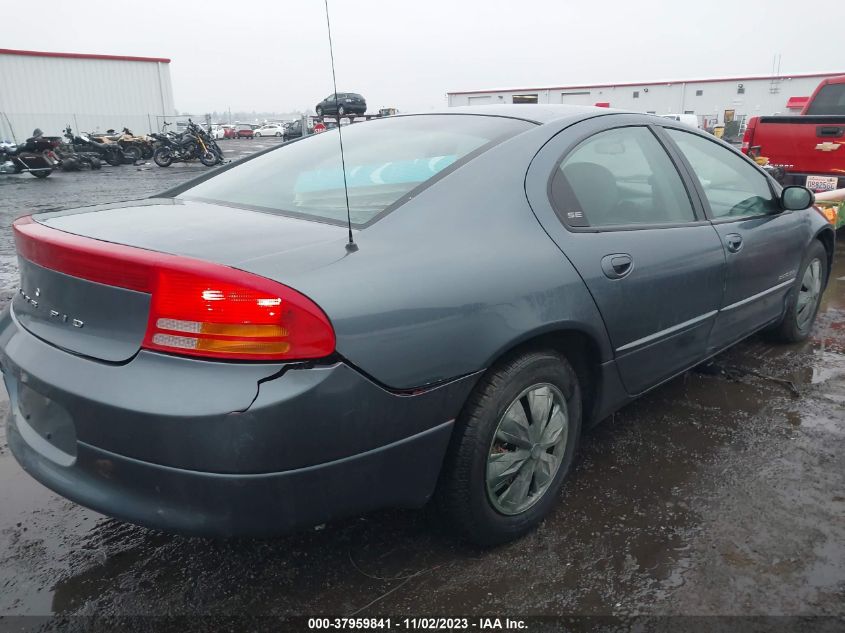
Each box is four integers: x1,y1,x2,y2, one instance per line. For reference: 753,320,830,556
13,217,336,361
740,117,757,154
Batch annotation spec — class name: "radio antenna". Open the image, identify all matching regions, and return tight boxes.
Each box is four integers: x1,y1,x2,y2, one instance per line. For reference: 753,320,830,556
323,0,357,252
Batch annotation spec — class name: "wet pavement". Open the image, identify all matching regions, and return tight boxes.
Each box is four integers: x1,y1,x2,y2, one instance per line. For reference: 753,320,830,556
0,142,843,622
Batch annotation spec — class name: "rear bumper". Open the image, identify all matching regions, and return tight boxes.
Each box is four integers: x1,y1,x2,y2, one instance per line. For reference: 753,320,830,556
7,412,453,537
0,307,473,537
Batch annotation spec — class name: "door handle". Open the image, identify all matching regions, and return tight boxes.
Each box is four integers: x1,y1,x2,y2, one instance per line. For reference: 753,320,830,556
601,253,634,279
725,233,743,253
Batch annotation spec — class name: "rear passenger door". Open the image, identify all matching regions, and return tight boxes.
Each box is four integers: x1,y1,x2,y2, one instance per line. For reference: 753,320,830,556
659,126,808,351
525,115,727,395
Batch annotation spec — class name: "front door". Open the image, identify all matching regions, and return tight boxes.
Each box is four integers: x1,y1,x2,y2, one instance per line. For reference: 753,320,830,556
526,117,727,395
659,126,809,351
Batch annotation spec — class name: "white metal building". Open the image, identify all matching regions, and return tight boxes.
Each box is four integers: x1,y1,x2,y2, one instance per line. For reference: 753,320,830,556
447,72,845,126
0,48,175,143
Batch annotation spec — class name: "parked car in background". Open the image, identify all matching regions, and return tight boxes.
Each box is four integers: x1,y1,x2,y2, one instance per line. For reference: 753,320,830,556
741,74,845,198
255,124,285,137
315,92,367,118
2,106,833,546
213,125,235,140
659,113,700,129
234,124,254,139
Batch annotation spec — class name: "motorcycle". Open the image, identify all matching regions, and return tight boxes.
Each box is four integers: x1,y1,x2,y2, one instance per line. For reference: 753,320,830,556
0,134,60,178
54,140,102,171
152,120,222,167
64,126,124,166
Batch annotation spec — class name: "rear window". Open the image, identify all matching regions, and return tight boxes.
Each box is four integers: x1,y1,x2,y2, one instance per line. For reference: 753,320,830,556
179,115,533,226
805,83,845,115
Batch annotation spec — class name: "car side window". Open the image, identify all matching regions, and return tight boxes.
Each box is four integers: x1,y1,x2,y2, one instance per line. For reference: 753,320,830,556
665,128,776,220
550,126,695,228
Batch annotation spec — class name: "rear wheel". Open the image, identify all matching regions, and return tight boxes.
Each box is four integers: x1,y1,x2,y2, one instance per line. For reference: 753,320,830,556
768,240,828,343
153,147,173,167
436,349,582,545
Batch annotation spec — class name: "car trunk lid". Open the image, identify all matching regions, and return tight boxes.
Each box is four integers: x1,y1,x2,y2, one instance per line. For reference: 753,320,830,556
15,199,347,362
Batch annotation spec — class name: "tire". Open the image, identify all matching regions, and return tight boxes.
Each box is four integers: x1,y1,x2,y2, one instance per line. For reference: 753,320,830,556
142,145,154,160
316,107,323,117
767,240,828,343
199,150,218,167
275,132,282,137
32,168,52,178
436,349,582,545
153,147,173,167
106,150,123,167
122,145,142,162
338,105,345,117
255,132,262,137
89,156,102,169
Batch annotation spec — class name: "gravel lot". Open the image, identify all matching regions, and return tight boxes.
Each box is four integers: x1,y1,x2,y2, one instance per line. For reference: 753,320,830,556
0,138,843,624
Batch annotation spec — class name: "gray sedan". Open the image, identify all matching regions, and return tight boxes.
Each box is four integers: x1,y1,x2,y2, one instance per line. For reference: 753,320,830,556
1,106,834,545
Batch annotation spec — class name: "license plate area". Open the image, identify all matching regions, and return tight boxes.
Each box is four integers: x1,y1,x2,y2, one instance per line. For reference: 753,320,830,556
806,175,839,191
5,375,77,466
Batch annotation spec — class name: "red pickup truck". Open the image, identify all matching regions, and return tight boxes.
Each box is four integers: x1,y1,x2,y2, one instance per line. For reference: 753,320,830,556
742,75,845,193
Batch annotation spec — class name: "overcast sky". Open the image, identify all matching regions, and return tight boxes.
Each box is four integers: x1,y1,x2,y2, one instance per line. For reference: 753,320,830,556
3,0,842,114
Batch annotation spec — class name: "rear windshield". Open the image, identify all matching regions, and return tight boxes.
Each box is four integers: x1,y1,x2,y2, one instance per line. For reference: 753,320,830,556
179,115,533,226
805,83,845,115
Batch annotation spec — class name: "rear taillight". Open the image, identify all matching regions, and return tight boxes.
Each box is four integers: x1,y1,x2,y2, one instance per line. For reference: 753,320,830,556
741,117,758,154
13,217,335,361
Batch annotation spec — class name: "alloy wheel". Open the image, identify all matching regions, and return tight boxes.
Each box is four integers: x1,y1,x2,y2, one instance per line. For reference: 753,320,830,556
486,383,569,516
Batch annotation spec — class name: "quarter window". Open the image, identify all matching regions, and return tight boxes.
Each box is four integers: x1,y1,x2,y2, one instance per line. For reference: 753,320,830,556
666,129,776,219
550,127,695,227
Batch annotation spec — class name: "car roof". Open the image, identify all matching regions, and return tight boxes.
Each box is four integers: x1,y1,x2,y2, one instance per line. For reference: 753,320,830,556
428,104,627,124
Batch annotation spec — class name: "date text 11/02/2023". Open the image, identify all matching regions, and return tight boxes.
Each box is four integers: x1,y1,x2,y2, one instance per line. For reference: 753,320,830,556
307,617,528,630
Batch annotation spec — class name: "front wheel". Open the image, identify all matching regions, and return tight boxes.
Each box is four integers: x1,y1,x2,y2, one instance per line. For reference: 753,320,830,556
199,150,219,167
436,349,582,545
255,132,262,137
153,147,173,167
767,240,828,343
275,132,282,137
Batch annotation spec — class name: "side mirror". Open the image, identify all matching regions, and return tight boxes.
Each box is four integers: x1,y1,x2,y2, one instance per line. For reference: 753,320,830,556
781,186,814,211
